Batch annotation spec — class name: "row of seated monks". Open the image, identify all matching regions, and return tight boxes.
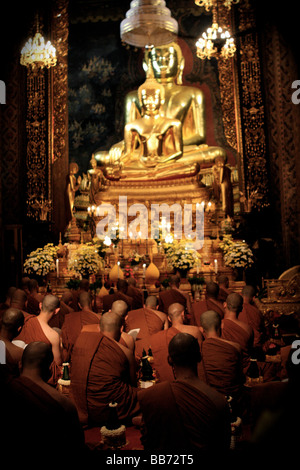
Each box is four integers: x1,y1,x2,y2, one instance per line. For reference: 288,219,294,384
0,272,299,463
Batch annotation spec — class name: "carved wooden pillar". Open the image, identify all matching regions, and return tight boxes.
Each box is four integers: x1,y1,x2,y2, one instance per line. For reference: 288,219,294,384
51,0,69,235
235,1,270,211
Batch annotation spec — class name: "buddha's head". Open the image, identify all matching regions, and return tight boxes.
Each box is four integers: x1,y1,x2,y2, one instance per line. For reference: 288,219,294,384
143,42,184,85
138,60,165,116
90,157,97,169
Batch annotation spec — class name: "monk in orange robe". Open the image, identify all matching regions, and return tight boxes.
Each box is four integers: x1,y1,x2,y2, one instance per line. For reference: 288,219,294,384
127,277,144,310
61,291,101,362
70,312,140,427
138,333,231,452
136,303,203,381
191,282,225,327
10,289,34,321
239,285,266,348
0,308,25,377
26,279,45,316
217,275,231,302
0,286,17,322
221,293,254,355
158,275,188,314
15,294,62,384
126,295,168,341
2,342,85,461
199,310,245,404
102,279,133,312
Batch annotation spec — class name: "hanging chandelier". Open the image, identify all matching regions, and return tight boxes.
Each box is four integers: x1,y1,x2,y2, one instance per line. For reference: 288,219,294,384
20,16,57,69
120,0,178,48
195,2,236,60
195,0,239,10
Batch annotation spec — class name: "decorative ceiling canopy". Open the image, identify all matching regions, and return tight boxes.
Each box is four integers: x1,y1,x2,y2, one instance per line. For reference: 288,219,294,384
120,0,178,48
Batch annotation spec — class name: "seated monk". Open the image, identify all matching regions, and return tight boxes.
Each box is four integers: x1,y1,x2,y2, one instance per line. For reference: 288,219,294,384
126,277,144,310
191,281,226,326
100,42,227,182
61,291,101,362
239,285,267,349
10,288,33,321
79,300,135,352
217,275,231,302
2,342,86,461
126,295,168,341
0,286,17,322
69,279,90,312
199,310,245,406
110,300,135,351
0,308,25,377
70,312,140,427
14,294,62,384
102,279,133,313
26,279,44,316
20,276,31,298
135,303,203,381
158,275,188,315
137,332,231,452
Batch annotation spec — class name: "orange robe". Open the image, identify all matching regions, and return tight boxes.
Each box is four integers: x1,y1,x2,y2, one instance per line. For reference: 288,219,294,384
14,316,61,384
199,337,245,399
102,292,133,312
191,297,225,326
239,302,266,348
218,287,231,302
126,307,164,340
70,330,140,427
26,293,44,316
135,326,180,382
3,376,85,460
138,379,231,451
61,309,100,362
158,288,187,314
127,285,144,310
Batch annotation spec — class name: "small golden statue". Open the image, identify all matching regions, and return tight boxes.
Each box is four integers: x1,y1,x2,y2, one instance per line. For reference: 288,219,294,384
66,162,81,224
98,42,227,181
212,155,234,218
88,156,105,203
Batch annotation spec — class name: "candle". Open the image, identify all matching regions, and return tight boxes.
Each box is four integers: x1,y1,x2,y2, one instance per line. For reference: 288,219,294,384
143,263,146,278
197,263,199,275
117,261,120,278
214,259,218,274
56,258,59,278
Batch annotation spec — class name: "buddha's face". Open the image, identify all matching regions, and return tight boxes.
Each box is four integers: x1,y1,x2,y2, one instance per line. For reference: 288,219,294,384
150,45,179,80
141,88,161,114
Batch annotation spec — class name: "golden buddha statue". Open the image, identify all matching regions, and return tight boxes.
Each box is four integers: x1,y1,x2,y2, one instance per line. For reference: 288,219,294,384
88,156,105,203
98,42,227,181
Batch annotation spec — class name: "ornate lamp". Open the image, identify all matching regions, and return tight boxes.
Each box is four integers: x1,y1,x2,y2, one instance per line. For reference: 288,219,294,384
195,0,239,10
120,0,178,48
20,15,57,69
195,1,236,60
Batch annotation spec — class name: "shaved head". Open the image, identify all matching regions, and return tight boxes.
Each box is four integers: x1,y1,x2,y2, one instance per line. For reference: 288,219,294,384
6,286,17,299
1,308,24,333
217,275,229,287
21,341,53,381
111,300,128,318
79,291,92,308
145,295,157,309
205,282,219,298
168,333,201,367
28,279,39,292
100,311,122,333
61,289,73,304
169,275,180,287
79,279,90,291
168,303,184,320
41,294,60,313
200,310,221,332
127,277,137,286
242,285,256,299
11,289,27,308
226,293,243,314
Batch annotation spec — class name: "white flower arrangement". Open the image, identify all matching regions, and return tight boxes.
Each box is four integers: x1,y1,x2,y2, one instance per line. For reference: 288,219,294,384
23,243,59,277
222,240,254,269
162,239,201,272
68,243,104,277
127,250,146,266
